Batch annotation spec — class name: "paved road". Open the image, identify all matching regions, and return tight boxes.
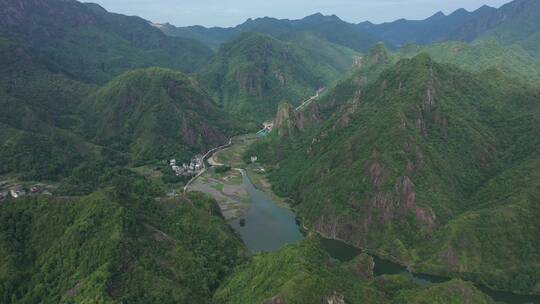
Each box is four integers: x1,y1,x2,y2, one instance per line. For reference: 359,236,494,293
184,138,232,192
295,87,326,111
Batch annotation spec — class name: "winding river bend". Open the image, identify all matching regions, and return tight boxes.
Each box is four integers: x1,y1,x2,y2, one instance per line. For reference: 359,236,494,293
200,135,539,304
320,238,539,304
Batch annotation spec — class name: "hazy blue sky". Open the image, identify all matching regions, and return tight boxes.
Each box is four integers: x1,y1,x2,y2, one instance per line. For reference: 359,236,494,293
90,0,511,27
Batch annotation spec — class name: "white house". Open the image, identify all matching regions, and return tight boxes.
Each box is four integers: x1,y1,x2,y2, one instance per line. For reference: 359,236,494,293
10,188,26,198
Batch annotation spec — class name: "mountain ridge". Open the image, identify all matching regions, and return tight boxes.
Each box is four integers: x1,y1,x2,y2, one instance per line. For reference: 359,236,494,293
246,52,540,295
161,0,540,57
0,0,214,84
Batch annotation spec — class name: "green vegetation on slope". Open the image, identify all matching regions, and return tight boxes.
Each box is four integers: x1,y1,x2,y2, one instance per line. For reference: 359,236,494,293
0,174,245,303
214,238,495,304
82,67,249,165
415,156,540,294
0,32,249,184
162,13,379,53
393,279,495,304
465,0,540,55
400,39,540,84
199,32,357,121
0,35,103,182
0,0,213,84
1,0,540,302
247,54,540,295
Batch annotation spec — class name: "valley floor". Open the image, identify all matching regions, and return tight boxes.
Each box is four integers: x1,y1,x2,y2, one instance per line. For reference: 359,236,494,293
187,134,290,220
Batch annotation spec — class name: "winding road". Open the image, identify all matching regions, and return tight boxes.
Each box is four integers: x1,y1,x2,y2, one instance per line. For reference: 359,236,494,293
183,138,232,193
295,87,326,111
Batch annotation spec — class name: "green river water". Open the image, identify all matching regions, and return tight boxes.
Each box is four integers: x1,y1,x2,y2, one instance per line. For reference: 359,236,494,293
228,170,539,304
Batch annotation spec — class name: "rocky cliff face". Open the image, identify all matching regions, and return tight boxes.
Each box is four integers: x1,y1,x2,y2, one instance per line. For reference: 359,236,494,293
449,0,540,42
199,32,348,122
274,102,321,137
257,53,540,293
274,103,302,137
367,42,390,66
83,68,241,163
322,292,345,304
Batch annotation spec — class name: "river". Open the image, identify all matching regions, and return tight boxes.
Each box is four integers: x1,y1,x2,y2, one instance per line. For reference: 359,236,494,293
206,136,539,304
229,171,304,253
319,238,539,304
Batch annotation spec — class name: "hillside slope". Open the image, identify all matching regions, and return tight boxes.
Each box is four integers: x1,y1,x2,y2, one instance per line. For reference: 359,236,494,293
358,6,497,47
162,13,378,52
0,180,245,303
0,0,213,84
82,68,247,165
359,0,540,54
214,238,495,304
166,0,540,57
399,40,540,84
0,34,247,184
0,34,104,181
199,32,356,121
247,54,540,294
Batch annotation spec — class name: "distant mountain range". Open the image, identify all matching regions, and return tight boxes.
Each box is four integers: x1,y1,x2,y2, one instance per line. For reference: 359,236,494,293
161,0,540,54
1,0,539,302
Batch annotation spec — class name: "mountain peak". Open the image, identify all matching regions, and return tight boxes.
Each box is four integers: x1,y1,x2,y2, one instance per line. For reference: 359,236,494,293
390,53,439,79
307,12,324,18
84,2,107,14
428,11,446,20
407,53,436,67
475,4,496,14
449,8,468,17
302,13,341,22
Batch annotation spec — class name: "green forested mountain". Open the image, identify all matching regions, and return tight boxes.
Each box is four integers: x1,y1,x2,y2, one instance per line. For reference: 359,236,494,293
0,180,246,303
448,0,540,53
248,54,540,295
0,49,243,185
81,68,247,165
162,13,378,52
360,0,540,54
0,5,246,183
0,34,102,182
214,238,495,304
199,32,358,121
0,31,249,303
1,0,540,302
165,0,540,59
358,6,497,47
399,40,540,84
0,0,213,84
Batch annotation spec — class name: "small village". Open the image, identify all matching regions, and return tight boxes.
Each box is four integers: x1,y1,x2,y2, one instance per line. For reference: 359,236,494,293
169,155,205,177
0,182,52,202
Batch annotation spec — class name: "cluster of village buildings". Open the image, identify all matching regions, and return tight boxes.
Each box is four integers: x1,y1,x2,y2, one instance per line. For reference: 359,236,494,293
169,155,204,177
0,184,49,201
